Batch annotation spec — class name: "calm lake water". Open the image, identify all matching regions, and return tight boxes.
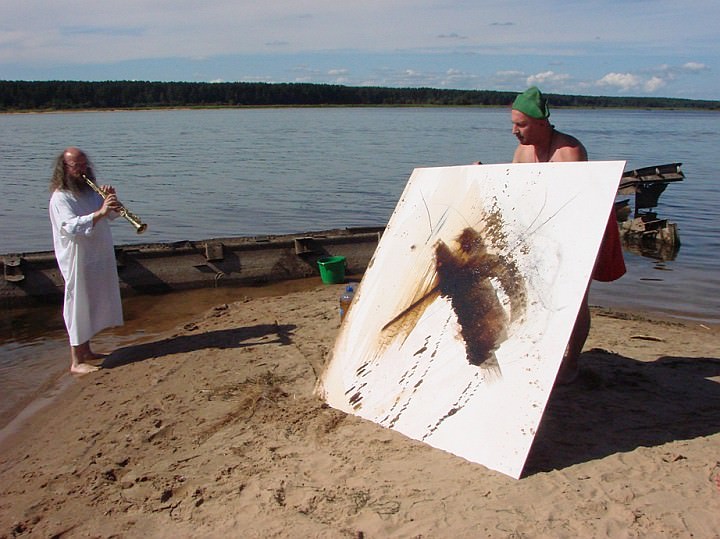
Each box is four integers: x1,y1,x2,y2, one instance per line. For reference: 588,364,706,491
1,107,719,428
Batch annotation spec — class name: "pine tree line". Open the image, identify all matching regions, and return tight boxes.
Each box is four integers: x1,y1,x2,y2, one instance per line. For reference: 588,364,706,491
1,80,717,112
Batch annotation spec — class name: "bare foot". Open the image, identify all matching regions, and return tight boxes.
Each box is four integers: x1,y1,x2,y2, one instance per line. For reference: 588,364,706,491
70,363,100,375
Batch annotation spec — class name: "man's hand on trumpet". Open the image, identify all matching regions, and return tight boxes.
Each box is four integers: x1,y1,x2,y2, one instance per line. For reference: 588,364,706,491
81,173,147,233
93,185,121,224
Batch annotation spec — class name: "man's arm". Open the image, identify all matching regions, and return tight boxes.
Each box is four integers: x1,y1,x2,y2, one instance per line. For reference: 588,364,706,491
512,144,533,163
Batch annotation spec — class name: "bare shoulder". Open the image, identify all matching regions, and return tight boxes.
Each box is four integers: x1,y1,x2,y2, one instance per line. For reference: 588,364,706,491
552,130,588,162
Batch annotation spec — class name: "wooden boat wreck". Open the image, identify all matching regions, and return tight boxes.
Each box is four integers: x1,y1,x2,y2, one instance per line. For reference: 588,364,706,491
1,227,383,309
615,163,684,260
1,163,685,309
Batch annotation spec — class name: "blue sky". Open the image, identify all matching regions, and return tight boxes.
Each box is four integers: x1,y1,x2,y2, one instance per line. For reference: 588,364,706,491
1,0,717,100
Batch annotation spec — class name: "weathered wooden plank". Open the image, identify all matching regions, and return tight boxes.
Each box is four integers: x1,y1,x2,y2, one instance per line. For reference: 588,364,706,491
0,227,383,308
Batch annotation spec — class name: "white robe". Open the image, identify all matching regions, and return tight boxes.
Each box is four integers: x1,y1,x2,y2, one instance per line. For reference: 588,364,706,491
49,189,123,346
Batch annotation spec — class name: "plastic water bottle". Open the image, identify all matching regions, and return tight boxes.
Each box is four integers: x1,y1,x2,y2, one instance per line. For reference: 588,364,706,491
339,284,356,323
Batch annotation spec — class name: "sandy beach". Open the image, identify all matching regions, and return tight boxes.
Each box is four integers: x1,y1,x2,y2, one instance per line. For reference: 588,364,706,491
1,284,719,538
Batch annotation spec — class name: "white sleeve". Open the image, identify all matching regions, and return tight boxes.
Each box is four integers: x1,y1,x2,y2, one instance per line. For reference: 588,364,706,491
49,191,96,238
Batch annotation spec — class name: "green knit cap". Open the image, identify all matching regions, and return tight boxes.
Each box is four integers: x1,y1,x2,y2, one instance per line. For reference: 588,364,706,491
512,86,550,119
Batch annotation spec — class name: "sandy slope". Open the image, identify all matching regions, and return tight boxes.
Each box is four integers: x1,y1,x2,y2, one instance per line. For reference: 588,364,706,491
1,285,719,538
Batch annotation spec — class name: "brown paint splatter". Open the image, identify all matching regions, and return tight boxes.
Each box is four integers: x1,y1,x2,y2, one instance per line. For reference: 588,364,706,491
435,226,526,369
378,206,526,376
379,274,440,351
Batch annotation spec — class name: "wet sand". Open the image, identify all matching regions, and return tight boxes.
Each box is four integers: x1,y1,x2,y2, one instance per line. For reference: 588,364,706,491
1,284,719,537
0,278,332,432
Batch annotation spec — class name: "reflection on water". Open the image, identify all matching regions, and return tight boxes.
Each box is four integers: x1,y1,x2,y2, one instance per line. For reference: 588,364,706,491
615,162,684,263
618,210,681,263
622,235,680,262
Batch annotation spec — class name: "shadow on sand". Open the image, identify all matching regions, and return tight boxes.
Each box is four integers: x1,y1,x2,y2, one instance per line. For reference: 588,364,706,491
524,349,720,476
100,323,297,369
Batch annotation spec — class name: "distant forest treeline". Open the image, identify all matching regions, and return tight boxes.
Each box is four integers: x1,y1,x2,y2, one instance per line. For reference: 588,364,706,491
1,80,718,112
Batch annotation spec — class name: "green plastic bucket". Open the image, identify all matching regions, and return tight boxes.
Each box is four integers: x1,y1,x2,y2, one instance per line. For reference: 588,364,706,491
317,256,346,284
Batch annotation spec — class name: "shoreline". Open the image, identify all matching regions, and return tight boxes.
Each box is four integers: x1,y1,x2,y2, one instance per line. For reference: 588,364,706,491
3,102,720,116
1,284,719,536
1,291,717,438
0,278,342,432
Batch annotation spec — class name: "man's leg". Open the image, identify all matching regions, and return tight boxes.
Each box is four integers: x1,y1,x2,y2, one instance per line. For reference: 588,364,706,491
558,288,590,384
70,341,100,374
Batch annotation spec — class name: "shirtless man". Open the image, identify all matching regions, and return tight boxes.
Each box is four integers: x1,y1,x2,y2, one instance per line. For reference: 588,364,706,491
511,87,587,164
510,87,625,383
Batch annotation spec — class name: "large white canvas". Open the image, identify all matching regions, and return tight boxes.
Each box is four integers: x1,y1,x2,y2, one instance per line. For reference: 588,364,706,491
318,161,626,478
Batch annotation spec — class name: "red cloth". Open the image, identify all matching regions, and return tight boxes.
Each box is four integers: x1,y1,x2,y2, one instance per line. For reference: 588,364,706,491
592,210,626,282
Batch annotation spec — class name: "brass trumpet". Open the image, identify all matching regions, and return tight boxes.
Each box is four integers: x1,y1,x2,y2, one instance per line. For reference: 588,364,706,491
82,174,148,234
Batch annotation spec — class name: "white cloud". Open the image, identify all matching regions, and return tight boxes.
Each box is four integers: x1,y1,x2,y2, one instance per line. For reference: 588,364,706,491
592,61,711,95
644,76,666,92
526,71,571,86
0,1,717,98
439,68,482,88
597,72,643,92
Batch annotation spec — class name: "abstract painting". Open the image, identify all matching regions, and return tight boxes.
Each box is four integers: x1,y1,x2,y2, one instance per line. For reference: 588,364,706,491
317,161,626,478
